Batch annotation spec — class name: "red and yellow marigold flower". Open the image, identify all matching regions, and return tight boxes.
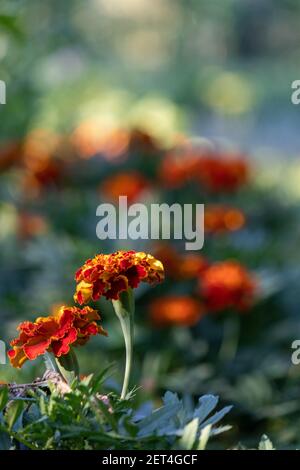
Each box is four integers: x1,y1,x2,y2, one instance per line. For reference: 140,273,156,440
8,306,107,368
149,296,205,327
74,250,164,303
199,261,256,313
204,205,246,233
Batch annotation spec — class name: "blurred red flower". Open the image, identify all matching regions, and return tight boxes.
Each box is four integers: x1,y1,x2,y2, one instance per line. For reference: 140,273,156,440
149,295,204,326
100,171,151,203
199,261,256,313
159,150,199,188
196,153,249,192
159,146,249,192
204,205,246,233
153,244,208,280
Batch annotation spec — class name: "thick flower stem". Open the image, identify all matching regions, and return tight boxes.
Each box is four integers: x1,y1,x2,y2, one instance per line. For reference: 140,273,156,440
112,288,135,400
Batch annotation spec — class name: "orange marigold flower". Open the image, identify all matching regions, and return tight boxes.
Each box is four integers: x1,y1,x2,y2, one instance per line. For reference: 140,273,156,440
74,250,164,303
204,205,246,233
149,296,204,326
8,306,107,368
199,261,256,313
178,254,209,279
196,153,249,192
153,244,208,280
159,150,200,188
100,171,150,203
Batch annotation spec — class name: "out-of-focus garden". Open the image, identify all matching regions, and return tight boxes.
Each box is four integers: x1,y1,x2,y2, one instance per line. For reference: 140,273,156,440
2,0,300,450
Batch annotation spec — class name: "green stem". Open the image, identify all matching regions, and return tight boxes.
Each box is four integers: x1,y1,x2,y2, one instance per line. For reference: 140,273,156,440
112,288,135,400
54,348,80,385
218,316,240,364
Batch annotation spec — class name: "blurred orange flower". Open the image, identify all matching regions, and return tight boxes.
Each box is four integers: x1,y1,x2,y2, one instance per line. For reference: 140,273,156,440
204,205,246,233
153,244,208,280
159,147,249,192
199,261,256,313
74,250,164,303
20,129,66,196
196,153,249,192
8,306,107,368
71,121,129,161
23,129,61,164
18,212,48,240
0,140,22,172
100,171,150,203
149,295,204,326
159,150,199,188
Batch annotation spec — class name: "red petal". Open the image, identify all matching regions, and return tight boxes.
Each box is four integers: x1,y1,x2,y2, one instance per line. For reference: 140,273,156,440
92,279,106,301
51,327,78,357
105,275,128,300
125,265,146,288
23,336,52,360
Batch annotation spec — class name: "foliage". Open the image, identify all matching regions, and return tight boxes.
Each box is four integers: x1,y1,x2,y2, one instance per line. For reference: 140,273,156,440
0,372,231,450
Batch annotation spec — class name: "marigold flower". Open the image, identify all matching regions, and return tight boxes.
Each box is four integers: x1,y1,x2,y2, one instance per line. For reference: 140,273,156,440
100,171,150,203
204,205,246,233
159,150,200,188
199,261,256,313
153,244,208,280
74,250,164,303
196,153,249,192
8,306,107,368
178,254,209,279
20,129,65,197
149,296,204,326
159,147,249,192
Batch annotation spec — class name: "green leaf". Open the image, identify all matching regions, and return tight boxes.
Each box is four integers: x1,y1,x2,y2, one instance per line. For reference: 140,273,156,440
137,402,182,437
43,352,58,372
0,15,23,39
194,395,219,422
55,348,79,385
0,386,9,412
5,400,24,432
200,406,232,429
259,435,274,450
0,430,11,450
